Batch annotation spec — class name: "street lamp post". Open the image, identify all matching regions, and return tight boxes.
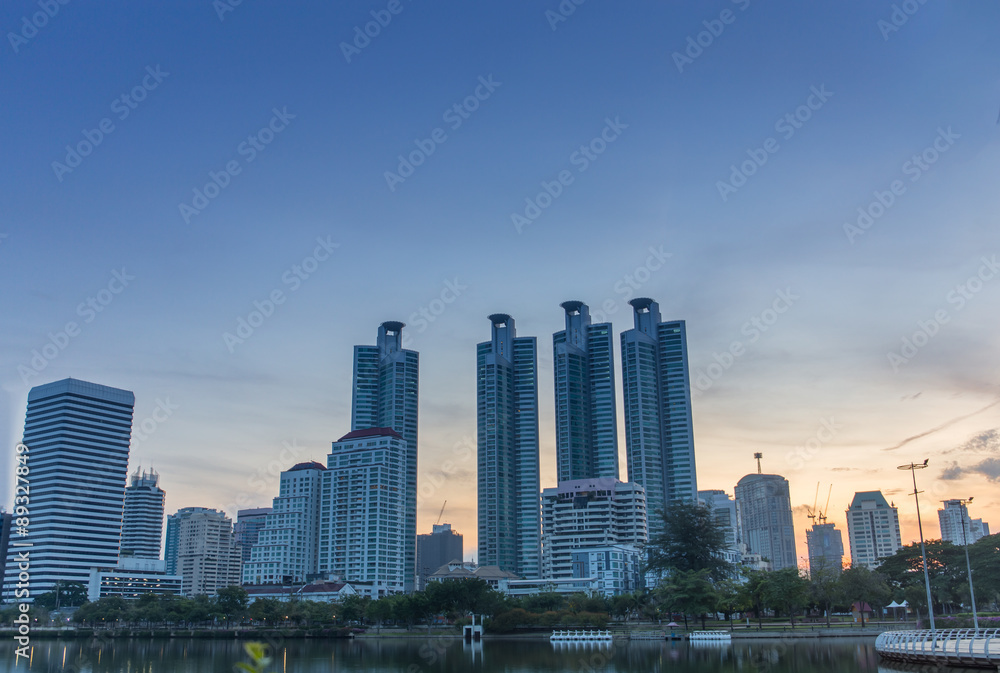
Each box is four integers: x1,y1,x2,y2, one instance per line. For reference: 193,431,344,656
956,497,979,631
897,460,935,631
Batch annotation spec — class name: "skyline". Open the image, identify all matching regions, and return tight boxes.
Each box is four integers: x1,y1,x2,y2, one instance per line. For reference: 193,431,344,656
3,1,1000,569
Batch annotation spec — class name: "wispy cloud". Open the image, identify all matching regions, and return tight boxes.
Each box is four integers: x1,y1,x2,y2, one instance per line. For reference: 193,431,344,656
883,398,1000,452
940,457,1000,483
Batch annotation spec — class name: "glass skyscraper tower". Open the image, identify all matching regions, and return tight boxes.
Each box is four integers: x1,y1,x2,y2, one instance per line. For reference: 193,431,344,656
352,321,419,592
620,298,698,530
477,314,540,578
552,301,619,483
3,378,134,598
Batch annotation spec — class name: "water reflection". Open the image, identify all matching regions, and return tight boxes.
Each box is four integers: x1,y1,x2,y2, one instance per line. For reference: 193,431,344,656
0,636,889,673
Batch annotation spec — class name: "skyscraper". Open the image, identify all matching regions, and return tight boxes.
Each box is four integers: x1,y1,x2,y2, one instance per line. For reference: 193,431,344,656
698,489,744,566
417,523,464,589
121,468,165,559
242,462,324,585
621,299,698,528
552,301,619,483
164,507,242,596
806,522,844,576
938,499,990,545
846,491,902,569
2,378,134,598
352,321,418,592
234,507,272,565
477,313,541,578
319,428,408,596
735,472,797,570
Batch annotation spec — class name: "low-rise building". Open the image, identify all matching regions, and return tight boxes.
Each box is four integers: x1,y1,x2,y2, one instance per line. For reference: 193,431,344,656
243,580,358,604
87,558,182,601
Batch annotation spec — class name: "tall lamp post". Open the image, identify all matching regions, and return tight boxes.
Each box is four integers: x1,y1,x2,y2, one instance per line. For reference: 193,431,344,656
897,460,935,631
956,497,979,631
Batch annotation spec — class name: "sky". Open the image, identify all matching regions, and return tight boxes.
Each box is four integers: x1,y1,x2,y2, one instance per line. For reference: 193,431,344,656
2,1,999,568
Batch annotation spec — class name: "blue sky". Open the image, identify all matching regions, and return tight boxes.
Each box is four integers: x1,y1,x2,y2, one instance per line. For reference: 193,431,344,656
2,1,999,564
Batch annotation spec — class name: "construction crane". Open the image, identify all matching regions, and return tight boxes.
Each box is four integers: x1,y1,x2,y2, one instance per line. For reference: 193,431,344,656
436,500,447,525
818,484,832,524
806,482,820,523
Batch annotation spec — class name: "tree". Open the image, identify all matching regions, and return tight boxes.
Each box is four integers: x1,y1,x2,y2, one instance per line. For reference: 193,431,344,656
367,597,391,631
738,570,769,629
248,598,282,626
840,566,890,628
809,565,843,627
646,500,733,582
35,581,88,609
656,569,718,629
339,594,368,624
762,567,810,628
216,586,250,626
713,577,744,630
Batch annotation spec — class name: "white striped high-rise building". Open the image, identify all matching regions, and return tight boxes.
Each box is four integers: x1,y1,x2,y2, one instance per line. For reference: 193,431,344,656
477,314,541,578
938,499,990,546
621,299,698,533
121,468,165,559
352,321,418,592
553,301,619,483
2,378,134,599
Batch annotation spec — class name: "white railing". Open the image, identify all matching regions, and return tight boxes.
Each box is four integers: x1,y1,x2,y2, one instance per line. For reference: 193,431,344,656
550,629,614,642
689,631,732,641
875,629,1000,666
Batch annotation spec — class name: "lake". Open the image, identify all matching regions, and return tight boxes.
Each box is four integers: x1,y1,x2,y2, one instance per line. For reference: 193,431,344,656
0,635,960,672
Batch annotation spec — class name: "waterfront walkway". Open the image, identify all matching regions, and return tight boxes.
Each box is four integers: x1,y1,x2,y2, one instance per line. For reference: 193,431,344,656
875,629,1000,669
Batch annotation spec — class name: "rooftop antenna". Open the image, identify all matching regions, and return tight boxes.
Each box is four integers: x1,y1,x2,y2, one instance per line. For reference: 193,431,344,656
754,452,763,474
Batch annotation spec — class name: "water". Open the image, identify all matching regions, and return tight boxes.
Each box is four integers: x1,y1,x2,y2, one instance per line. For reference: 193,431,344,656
0,635,946,673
